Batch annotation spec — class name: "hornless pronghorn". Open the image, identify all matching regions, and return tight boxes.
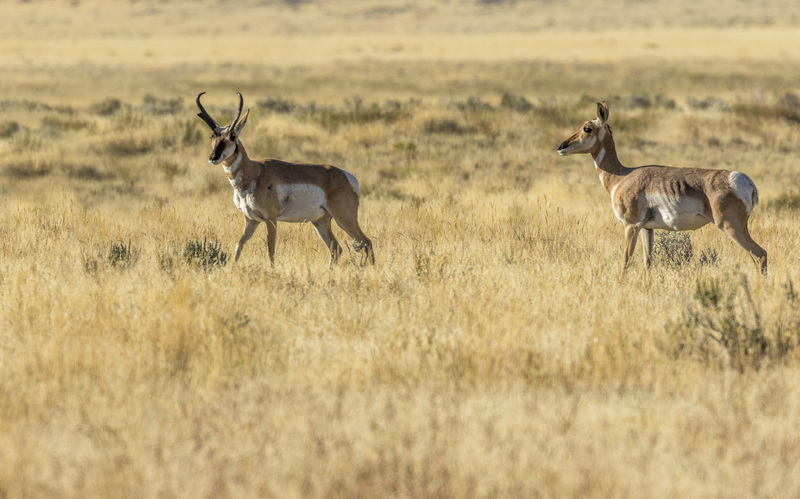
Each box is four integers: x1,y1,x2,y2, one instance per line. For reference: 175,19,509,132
557,102,767,274
196,92,374,265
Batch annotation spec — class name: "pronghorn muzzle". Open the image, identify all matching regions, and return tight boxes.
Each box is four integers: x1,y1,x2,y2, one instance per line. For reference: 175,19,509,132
557,133,579,155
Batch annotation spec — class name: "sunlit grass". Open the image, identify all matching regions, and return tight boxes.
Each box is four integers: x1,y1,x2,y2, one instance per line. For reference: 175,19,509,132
2,0,800,497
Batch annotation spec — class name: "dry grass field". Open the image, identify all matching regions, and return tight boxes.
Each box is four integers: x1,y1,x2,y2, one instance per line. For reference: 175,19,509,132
2,0,800,497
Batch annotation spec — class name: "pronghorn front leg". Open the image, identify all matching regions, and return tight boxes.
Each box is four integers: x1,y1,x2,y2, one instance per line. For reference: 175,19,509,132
640,228,654,268
623,224,642,272
266,214,278,265
235,218,260,263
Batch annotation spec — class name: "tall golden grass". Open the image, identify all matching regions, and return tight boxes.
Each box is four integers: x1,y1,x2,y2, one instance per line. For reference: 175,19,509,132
1,1,800,497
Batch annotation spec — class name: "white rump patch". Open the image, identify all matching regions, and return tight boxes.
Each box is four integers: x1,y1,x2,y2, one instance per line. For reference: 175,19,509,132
729,171,757,214
277,184,328,223
343,170,360,198
643,192,709,231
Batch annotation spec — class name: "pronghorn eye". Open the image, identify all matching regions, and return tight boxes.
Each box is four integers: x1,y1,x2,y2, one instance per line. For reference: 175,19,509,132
583,127,592,134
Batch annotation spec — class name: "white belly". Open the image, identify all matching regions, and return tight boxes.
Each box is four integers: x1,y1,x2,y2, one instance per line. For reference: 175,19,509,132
643,193,710,231
276,184,327,223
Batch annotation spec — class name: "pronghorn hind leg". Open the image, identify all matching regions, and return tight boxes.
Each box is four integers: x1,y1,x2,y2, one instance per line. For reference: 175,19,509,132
234,218,260,263
640,228,654,268
718,219,768,275
332,215,374,265
623,224,642,272
312,214,343,264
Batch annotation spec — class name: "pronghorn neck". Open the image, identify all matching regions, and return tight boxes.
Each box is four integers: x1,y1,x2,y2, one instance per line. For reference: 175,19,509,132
222,141,258,186
592,128,627,194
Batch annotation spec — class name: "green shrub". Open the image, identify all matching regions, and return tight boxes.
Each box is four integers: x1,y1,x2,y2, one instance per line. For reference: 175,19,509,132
81,240,138,274
423,118,467,135
773,186,800,211
4,161,51,179
653,231,693,266
731,93,800,125
184,238,229,271
174,119,204,147
108,240,138,269
141,95,183,115
500,93,533,113
688,97,731,112
68,165,114,181
393,141,416,153
652,231,718,267
156,160,187,181
41,115,94,132
9,132,44,153
0,121,20,138
104,136,154,156
665,275,800,371
89,98,123,116
316,96,403,130
698,248,719,266
257,95,295,113
454,96,492,112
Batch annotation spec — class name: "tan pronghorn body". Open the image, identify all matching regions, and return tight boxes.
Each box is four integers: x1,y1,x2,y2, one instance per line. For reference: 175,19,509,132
196,92,374,265
557,102,766,274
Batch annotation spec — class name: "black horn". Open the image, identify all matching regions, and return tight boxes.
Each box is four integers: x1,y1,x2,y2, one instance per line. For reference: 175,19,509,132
196,92,221,131
229,92,244,130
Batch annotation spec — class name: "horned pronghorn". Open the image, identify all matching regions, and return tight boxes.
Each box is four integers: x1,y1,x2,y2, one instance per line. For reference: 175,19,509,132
196,92,374,265
557,102,766,274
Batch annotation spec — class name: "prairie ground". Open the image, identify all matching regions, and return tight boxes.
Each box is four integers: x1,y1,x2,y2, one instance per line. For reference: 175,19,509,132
2,1,800,497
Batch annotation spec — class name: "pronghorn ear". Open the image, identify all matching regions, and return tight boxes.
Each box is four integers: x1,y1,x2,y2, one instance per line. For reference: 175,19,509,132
233,109,249,136
596,101,609,126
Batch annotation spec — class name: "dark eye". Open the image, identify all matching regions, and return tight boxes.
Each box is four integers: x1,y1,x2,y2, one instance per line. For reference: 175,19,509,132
583,127,592,134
